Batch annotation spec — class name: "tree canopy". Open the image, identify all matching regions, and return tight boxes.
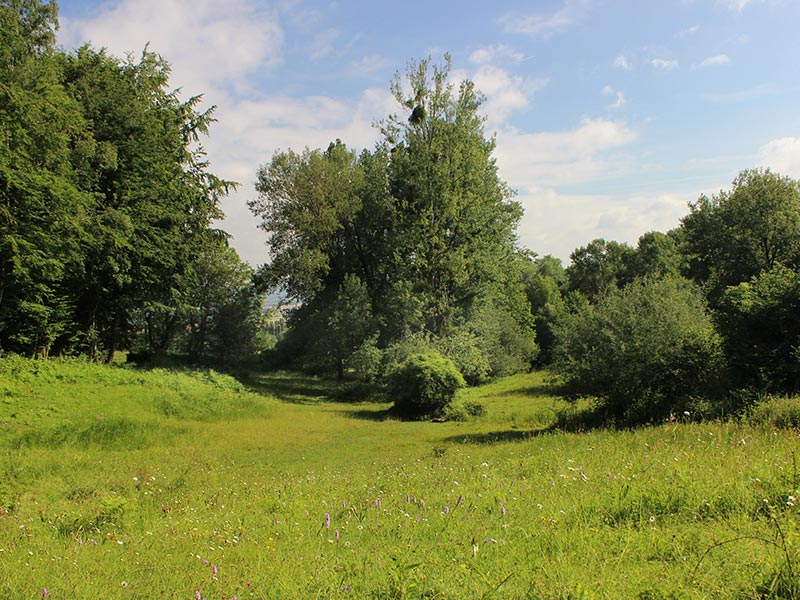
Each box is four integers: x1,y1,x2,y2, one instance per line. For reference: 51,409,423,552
0,0,262,363
251,56,535,381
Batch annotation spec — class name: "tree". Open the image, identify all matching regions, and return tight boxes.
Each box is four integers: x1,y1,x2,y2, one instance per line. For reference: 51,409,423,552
522,255,566,364
553,277,724,424
565,239,635,301
628,230,684,281
681,168,800,300
251,56,534,380
719,265,800,393
383,55,523,337
0,0,89,356
182,238,260,362
325,274,378,379
59,45,233,360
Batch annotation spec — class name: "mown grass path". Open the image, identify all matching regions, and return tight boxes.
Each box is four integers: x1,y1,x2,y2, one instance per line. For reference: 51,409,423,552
1,358,799,598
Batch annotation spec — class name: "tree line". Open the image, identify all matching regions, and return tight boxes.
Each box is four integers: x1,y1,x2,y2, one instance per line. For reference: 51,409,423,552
251,57,800,422
6,1,800,425
0,0,268,364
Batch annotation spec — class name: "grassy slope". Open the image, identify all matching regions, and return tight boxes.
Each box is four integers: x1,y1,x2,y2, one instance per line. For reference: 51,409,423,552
0,357,799,599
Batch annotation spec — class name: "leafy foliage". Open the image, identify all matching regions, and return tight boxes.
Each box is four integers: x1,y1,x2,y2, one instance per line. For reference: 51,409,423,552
553,277,724,424
565,238,635,301
682,168,800,300
387,351,465,419
0,1,258,363
719,264,800,393
251,56,533,381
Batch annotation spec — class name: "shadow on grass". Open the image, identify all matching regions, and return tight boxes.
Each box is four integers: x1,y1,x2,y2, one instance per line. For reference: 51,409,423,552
497,381,564,398
443,428,550,444
443,405,609,445
340,407,392,422
238,372,335,405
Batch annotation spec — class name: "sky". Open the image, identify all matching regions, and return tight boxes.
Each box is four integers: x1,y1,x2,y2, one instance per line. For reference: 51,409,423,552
54,0,800,266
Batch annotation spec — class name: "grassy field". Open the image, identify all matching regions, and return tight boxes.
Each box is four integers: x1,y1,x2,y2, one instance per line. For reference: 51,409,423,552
1,356,799,599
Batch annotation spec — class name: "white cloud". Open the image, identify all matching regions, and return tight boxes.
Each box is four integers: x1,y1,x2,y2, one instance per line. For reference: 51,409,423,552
677,24,700,38
308,28,340,60
471,66,547,124
699,54,731,67
59,0,283,100
469,44,524,65
602,85,626,109
493,118,638,192
516,189,691,260
759,137,800,178
500,0,589,38
651,58,679,70
614,55,631,70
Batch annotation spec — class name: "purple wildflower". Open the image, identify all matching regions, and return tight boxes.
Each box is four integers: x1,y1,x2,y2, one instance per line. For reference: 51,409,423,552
324,513,331,528
212,564,218,577
42,589,48,599
335,528,340,541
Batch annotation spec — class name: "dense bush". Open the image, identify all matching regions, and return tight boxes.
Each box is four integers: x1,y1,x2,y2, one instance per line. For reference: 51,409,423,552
433,331,491,386
748,395,800,428
387,351,465,419
719,264,800,393
553,277,725,424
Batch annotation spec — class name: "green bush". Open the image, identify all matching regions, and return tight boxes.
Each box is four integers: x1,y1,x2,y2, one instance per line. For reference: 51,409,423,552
346,335,383,381
553,276,725,424
387,351,465,419
748,395,800,428
433,331,491,386
719,264,800,393
381,331,435,375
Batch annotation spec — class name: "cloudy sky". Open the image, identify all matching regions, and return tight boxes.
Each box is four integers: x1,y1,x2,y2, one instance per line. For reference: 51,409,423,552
56,0,800,266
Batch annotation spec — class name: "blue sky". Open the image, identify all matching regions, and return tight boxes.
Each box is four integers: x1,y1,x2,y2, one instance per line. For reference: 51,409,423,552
55,0,800,265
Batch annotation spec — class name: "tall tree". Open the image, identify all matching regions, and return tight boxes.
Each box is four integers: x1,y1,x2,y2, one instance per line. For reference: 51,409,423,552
383,56,522,336
60,46,233,359
251,56,533,379
0,0,89,355
681,168,800,300
565,238,635,301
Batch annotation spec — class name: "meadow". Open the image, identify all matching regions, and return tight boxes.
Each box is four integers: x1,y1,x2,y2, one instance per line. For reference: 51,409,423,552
1,356,799,599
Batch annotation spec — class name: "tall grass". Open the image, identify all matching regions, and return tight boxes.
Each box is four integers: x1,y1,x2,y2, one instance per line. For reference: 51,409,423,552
0,358,799,598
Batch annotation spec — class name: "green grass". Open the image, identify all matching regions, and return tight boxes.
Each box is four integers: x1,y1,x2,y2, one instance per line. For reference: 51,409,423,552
1,357,799,598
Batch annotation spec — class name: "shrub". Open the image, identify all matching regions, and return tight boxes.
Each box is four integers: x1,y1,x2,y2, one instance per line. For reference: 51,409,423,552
552,276,725,424
346,335,383,382
748,395,800,428
433,331,491,386
381,331,435,376
387,351,465,419
719,264,800,393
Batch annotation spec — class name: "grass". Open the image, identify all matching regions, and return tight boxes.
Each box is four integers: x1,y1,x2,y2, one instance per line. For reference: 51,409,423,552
1,356,800,598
